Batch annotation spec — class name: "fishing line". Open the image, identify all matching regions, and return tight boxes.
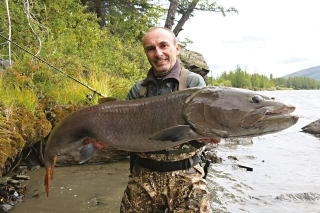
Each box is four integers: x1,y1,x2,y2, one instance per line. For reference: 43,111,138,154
0,33,106,98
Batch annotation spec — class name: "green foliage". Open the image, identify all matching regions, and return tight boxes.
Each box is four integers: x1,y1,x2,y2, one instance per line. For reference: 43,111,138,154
1,0,162,107
0,72,38,113
179,37,194,49
105,0,165,42
274,76,320,90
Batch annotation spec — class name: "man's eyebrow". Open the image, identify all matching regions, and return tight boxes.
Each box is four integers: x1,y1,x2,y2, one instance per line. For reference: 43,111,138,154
159,41,169,45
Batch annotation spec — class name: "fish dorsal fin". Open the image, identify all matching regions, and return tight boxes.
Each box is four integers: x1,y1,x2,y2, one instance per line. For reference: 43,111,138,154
148,125,193,142
98,97,121,104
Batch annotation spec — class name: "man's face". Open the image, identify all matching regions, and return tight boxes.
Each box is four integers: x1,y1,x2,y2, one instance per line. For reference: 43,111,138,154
143,28,180,76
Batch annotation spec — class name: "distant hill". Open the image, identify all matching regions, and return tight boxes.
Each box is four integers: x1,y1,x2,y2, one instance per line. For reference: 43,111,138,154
283,65,320,81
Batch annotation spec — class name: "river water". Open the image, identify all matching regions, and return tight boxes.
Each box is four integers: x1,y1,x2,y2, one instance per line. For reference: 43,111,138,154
10,90,320,213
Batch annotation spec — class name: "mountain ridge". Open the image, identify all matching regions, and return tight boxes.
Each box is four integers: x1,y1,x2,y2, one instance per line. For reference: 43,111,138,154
283,65,320,81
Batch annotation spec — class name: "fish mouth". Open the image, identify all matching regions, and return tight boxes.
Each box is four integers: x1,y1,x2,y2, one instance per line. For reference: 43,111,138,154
241,105,296,128
236,114,299,137
265,105,296,115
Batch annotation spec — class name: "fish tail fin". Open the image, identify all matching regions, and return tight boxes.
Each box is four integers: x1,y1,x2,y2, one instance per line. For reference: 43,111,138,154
44,155,58,197
44,167,52,197
79,143,99,164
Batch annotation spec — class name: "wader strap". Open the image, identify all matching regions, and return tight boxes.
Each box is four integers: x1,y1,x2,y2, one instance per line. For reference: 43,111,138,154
139,86,147,98
179,68,188,90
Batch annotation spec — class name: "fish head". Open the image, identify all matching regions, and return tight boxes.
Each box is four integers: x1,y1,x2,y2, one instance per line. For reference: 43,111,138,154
183,86,299,138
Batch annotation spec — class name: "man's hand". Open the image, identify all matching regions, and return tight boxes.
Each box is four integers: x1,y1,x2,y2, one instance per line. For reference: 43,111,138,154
197,138,221,144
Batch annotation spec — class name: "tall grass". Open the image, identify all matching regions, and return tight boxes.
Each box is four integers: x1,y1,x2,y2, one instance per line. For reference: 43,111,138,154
0,73,37,113
47,71,132,104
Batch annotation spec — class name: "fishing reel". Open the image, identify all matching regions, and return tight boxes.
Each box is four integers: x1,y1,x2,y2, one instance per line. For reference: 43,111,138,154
86,92,97,101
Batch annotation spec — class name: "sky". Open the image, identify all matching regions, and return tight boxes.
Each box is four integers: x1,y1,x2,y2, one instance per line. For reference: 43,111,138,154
178,0,320,78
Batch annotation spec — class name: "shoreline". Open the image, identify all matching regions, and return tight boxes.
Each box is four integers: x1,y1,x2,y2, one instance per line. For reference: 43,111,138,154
9,160,130,213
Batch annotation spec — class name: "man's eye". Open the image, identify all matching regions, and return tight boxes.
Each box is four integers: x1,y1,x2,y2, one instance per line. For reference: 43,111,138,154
251,95,263,103
145,47,154,52
160,44,169,48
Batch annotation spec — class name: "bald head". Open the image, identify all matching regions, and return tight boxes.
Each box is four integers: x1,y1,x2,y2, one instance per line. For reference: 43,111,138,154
143,27,177,46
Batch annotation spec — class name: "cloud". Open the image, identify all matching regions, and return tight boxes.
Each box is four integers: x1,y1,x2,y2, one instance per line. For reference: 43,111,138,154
178,0,320,78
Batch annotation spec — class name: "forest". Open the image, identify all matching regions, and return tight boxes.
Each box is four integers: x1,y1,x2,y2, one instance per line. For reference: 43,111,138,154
210,66,320,90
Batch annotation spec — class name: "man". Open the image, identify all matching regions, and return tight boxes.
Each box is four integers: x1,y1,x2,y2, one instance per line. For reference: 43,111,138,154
120,27,215,213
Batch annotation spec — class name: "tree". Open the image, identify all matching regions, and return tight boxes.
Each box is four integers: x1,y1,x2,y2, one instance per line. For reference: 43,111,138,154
164,0,238,36
81,0,164,41
164,0,179,29
81,0,106,29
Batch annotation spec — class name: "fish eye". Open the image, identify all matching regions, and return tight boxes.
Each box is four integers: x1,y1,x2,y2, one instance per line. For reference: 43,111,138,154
251,95,263,103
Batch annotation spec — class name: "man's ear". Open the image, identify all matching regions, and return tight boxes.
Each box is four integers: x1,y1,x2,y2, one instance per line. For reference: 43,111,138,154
176,43,181,55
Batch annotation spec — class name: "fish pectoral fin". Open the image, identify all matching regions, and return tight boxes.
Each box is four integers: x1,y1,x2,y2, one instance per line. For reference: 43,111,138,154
148,125,193,142
79,143,99,164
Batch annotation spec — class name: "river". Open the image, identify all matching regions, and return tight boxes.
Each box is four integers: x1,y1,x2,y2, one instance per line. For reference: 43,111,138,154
10,90,320,213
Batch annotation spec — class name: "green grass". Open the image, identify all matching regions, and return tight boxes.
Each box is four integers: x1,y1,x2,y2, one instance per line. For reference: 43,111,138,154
0,73,38,113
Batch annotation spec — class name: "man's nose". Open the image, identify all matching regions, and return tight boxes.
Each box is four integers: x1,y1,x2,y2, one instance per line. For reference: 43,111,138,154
154,47,163,56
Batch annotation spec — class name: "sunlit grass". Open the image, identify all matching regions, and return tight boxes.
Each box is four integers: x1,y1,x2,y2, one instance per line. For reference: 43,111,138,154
47,71,132,104
0,67,134,111
0,73,37,113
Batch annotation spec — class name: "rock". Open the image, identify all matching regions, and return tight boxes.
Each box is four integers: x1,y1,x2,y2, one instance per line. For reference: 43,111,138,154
302,119,320,134
222,138,253,145
228,156,238,161
0,177,10,185
179,48,210,84
12,175,30,180
203,151,222,164
0,171,28,213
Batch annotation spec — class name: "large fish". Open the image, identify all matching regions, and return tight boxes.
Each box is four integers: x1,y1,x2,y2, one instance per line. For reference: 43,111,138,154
44,86,299,196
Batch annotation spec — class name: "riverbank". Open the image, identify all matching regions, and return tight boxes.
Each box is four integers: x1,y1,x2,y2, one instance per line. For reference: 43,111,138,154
9,160,130,213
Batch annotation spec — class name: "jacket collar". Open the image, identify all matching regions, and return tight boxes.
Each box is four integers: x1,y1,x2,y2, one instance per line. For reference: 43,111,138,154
141,60,181,86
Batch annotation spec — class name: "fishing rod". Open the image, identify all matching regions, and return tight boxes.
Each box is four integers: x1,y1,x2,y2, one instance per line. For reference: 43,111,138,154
0,33,106,98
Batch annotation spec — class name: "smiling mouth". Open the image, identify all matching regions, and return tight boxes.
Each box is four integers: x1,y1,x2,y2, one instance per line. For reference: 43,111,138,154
155,59,167,65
